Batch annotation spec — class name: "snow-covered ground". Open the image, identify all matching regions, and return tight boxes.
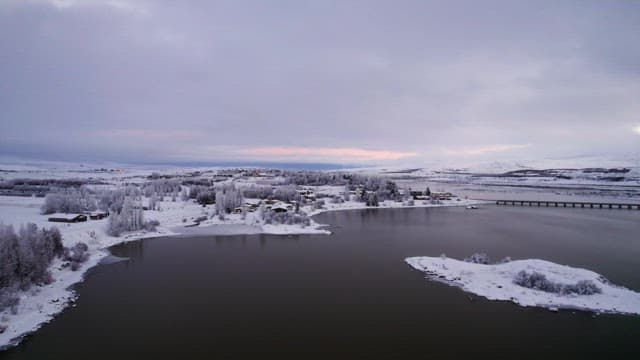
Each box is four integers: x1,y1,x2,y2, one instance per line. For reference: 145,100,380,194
406,256,640,315
0,188,483,349
3,157,632,349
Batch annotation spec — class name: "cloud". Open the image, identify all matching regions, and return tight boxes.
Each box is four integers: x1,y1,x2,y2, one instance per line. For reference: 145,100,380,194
440,144,532,156
98,129,202,141
28,0,149,15
240,147,417,162
1,1,638,164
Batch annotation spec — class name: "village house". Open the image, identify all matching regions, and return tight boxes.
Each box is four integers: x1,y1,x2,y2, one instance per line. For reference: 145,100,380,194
48,213,88,223
271,203,289,213
89,210,109,220
430,192,453,200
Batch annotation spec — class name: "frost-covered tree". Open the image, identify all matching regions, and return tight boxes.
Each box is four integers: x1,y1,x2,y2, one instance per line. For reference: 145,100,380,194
402,188,412,201
272,185,297,202
0,223,65,307
343,185,351,201
196,190,216,205
214,187,244,214
142,179,181,197
106,198,147,236
41,187,97,214
149,194,159,211
365,192,379,207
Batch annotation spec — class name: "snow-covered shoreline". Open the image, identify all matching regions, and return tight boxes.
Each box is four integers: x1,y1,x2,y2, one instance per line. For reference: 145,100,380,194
0,194,482,349
406,256,640,316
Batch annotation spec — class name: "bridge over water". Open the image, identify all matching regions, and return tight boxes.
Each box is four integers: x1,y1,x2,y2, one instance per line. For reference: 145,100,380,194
495,200,640,210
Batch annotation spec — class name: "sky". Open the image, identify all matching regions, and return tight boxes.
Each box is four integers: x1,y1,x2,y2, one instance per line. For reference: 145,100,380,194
1,0,639,167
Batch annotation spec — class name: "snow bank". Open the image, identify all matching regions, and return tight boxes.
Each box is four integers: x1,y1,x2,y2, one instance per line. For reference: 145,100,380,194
405,256,640,315
0,253,105,350
308,197,485,216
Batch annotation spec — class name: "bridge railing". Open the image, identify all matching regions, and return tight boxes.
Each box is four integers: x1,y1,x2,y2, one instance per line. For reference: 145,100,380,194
493,200,640,210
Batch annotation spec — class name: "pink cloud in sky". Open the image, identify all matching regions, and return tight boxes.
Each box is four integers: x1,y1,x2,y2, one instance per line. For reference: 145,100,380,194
241,146,417,162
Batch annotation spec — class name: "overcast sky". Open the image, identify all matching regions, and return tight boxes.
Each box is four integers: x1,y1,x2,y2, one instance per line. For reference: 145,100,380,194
1,0,639,166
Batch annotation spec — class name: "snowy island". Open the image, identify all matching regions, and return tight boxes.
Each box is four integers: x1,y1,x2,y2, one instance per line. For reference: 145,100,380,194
406,255,640,315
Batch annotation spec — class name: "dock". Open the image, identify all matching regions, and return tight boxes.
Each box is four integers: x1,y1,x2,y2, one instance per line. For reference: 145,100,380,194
495,200,640,210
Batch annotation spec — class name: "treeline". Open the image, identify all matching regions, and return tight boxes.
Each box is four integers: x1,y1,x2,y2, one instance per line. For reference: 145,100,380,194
0,223,90,313
142,179,182,197
41,185,143,215
283,171,349,186
282,171,401,202
41,187,98,214
0,178,98,197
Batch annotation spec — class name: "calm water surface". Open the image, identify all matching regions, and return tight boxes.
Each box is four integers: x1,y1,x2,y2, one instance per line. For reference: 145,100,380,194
3,206,640,359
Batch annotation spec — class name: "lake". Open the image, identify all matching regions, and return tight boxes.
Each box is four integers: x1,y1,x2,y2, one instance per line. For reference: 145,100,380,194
3,206,639,359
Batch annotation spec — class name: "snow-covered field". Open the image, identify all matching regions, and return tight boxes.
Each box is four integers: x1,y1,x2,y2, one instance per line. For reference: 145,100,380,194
406,256,640,315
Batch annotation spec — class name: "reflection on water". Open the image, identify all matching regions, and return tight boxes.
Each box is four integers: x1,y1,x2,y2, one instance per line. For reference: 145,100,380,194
3,206,640,359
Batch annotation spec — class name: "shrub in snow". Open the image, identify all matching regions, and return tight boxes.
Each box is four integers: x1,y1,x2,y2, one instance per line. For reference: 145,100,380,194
513,271,558,292
464,252,490,264
513,270,601,296
499,256,512,264
196,191,216,205
144,219,160,231
562,280,602,295
330,196,344,204
63,242,90,271
313,199,326,210
262,210,311,227
0,287,20,314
